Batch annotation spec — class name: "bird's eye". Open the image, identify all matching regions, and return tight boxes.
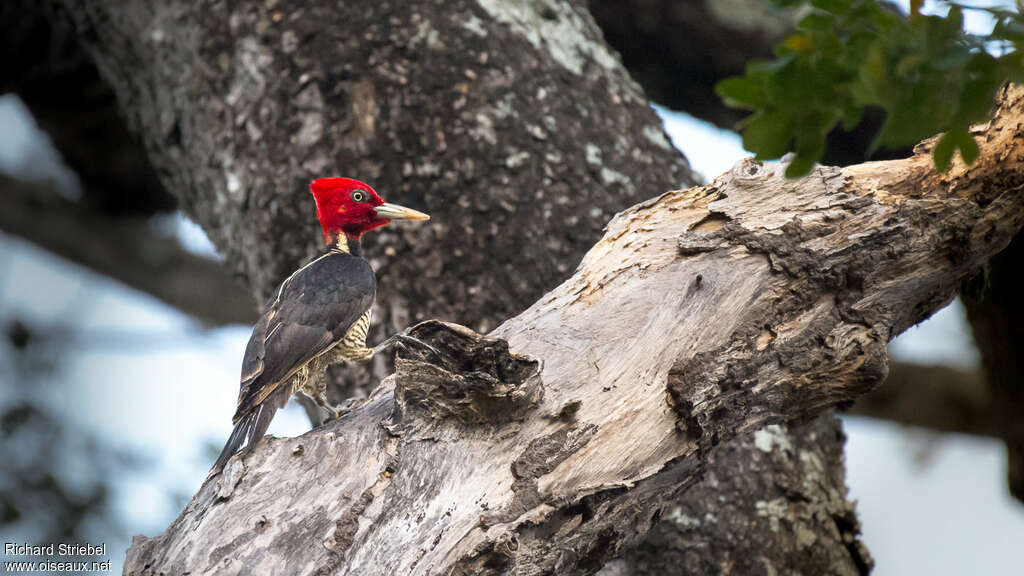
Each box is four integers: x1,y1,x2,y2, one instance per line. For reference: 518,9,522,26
351,189,367,203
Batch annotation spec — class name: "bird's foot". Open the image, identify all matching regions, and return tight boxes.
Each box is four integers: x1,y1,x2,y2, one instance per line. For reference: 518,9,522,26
316,395,354,422
372,330,443,359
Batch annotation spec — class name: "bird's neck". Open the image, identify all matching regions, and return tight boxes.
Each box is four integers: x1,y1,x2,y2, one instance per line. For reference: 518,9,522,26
332,233,362,257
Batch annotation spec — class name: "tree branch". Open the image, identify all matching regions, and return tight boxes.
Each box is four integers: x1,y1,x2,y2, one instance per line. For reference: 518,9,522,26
0,174,255,326
124,86,1024,575
849,361,993,437
587,0,789,128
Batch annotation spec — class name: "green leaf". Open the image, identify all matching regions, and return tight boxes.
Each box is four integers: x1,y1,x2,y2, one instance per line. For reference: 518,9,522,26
742,112,792,159
953,54,1000,125
955,130,980,165
933,131,956,173
798,12,834,33
841,103,864,132
716,0,1017,178
715,77,765,109
785,153,818,178
747,54,797,75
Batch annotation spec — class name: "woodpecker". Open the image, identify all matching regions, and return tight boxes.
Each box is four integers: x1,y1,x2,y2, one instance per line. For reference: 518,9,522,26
211,177,429,475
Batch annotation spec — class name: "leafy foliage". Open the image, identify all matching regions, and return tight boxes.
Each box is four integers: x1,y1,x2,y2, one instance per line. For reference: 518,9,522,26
716,1,1024,176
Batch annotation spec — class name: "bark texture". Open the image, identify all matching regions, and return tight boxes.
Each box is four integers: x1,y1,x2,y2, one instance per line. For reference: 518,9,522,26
124,85,1024,575
601,417,871,576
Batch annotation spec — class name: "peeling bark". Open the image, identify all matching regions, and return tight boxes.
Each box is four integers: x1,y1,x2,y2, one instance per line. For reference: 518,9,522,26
124,86,1024,575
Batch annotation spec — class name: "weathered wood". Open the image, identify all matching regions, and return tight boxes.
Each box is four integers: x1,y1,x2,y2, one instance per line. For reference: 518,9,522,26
124,86,1024,576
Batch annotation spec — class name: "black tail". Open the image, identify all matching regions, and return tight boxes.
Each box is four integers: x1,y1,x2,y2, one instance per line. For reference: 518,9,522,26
209,387,290,477
210,413,254,476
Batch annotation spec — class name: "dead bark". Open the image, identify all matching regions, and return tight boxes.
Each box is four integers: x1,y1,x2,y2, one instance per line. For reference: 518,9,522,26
122,84,1024,574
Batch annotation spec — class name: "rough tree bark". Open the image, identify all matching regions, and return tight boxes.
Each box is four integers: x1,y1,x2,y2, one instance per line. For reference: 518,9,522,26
123,84,1024,574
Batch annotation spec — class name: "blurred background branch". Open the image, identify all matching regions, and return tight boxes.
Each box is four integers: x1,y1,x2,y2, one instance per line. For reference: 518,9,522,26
850,362,993,437
0,174,255,326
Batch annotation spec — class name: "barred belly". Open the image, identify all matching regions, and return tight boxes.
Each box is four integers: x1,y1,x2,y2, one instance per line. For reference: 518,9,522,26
334,308,373,361
293,308,373,399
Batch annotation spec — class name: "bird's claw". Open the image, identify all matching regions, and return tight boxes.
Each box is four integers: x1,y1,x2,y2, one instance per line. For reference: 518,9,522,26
373,330,443,359
392,333,443,358
323,398,355,421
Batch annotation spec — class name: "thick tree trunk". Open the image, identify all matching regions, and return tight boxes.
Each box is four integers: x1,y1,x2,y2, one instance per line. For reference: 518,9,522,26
123,85,1024,574
601,416,871,576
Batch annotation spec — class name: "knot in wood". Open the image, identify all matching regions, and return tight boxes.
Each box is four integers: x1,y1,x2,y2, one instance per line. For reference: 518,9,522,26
388,321,543,434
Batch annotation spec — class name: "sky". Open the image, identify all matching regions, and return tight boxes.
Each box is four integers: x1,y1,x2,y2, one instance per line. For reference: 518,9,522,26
1,2,1023,573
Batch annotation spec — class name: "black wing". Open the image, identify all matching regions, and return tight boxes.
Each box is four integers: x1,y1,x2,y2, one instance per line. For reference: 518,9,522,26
233,250,376,422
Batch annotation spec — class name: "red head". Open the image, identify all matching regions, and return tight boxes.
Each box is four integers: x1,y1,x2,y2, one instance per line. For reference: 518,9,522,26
310,177,429,244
